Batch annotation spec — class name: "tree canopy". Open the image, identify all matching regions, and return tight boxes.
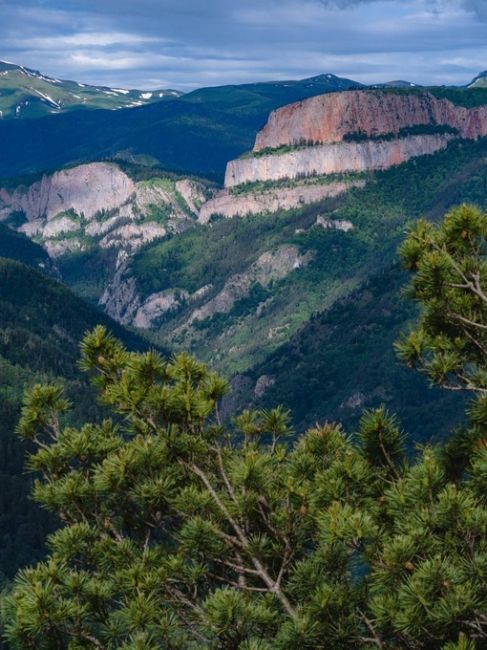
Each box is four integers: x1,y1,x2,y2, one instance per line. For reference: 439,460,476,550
3,205,487,649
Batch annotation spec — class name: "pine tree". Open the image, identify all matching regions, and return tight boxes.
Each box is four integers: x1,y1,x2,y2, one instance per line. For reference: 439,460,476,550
3,205,487,648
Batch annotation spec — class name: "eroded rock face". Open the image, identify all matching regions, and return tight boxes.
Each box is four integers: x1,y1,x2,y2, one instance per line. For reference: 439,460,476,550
99,269,141,325
225,134,454,186
254,90,487,151
0,163,135,222
189,245,313,323
0,163,208,261
198,179,365,222
133,290,189,329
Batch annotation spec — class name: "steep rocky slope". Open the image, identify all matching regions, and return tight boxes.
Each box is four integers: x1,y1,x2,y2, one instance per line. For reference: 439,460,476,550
223,90,487,188
0,162,212,304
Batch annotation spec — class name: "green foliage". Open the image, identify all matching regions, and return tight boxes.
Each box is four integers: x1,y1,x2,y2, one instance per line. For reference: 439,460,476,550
247,266,465,443
4,323,487,648
0,258,149,579
0,226,52,272
343,123,460,142
376,86,487,109
229,171,368,195
429,87,487,108
396,203,487,475
396,204,487,395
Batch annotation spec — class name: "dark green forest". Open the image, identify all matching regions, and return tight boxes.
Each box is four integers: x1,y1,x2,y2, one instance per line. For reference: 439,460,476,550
0,230,148,579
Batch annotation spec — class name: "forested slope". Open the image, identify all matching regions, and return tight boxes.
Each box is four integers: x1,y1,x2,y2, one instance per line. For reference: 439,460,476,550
0,238,148,577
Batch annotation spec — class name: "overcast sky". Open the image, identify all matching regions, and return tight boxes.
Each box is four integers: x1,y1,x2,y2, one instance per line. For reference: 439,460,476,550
0,0,486,90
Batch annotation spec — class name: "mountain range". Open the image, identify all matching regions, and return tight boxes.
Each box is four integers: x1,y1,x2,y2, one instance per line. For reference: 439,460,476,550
1,62,487,579
0,60,181,120
2,74,487,427
0,64,485,180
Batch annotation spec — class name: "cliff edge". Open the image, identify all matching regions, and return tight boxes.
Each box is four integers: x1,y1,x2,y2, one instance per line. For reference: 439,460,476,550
222,90,487,188
254,90,487,150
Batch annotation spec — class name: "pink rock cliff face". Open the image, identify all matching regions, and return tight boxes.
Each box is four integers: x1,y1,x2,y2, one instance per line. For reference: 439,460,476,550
223,91,487,187
254,91,487,151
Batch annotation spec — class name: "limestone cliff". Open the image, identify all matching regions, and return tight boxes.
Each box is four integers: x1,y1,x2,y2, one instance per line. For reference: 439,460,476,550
225,90,487,187
225,134,454,187
0,162,209,261
254,90,487,151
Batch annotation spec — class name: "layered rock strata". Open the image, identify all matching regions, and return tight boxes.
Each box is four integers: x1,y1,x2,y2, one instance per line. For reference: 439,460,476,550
254,90,487,151
225,134,454,187
198,179,365,222
225,90,487,188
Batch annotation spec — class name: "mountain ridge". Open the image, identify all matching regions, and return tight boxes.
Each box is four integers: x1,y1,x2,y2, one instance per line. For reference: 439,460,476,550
0,64,486,180
0,60,182,120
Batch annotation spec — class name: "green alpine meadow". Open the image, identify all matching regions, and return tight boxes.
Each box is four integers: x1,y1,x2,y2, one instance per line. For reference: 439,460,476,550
1,1,487,647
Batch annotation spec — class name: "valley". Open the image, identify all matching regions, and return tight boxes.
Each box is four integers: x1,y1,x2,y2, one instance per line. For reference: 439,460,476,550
1,0,487,641
1,82,487,442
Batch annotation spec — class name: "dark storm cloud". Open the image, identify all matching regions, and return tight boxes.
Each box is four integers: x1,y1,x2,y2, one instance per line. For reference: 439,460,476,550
0,0,485,89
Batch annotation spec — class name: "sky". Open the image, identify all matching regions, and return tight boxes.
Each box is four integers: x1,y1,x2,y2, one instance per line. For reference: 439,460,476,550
0,0,486,90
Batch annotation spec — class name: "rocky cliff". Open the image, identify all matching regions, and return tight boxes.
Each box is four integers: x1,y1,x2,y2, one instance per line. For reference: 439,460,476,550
0,163,135,222
225,134,453,187
224,90,487,187
254,90,487,150
0,162,209,261
199,179,365,222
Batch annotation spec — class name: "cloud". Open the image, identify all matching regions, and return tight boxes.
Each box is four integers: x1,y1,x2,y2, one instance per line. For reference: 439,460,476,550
0,0,484,89
315,0,487,19
463,0,487,20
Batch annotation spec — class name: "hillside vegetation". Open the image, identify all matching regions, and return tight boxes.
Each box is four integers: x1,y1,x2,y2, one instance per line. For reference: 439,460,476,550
0,243,147,578
5,204,487,649
0,61,180,120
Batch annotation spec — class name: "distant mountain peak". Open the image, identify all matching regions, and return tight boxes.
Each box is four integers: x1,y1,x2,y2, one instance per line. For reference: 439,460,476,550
469,70,487,88
369,80,422,89
0,60,183,120
302,72,363,87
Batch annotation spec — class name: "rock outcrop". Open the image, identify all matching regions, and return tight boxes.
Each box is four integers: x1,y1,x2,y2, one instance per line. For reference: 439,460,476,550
254,90,487,151
0,163,135,222
189,245,313,324
198,179,365,222
224,90,487,187
0,162,209,261
132,290,189,329
225,134,454,187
